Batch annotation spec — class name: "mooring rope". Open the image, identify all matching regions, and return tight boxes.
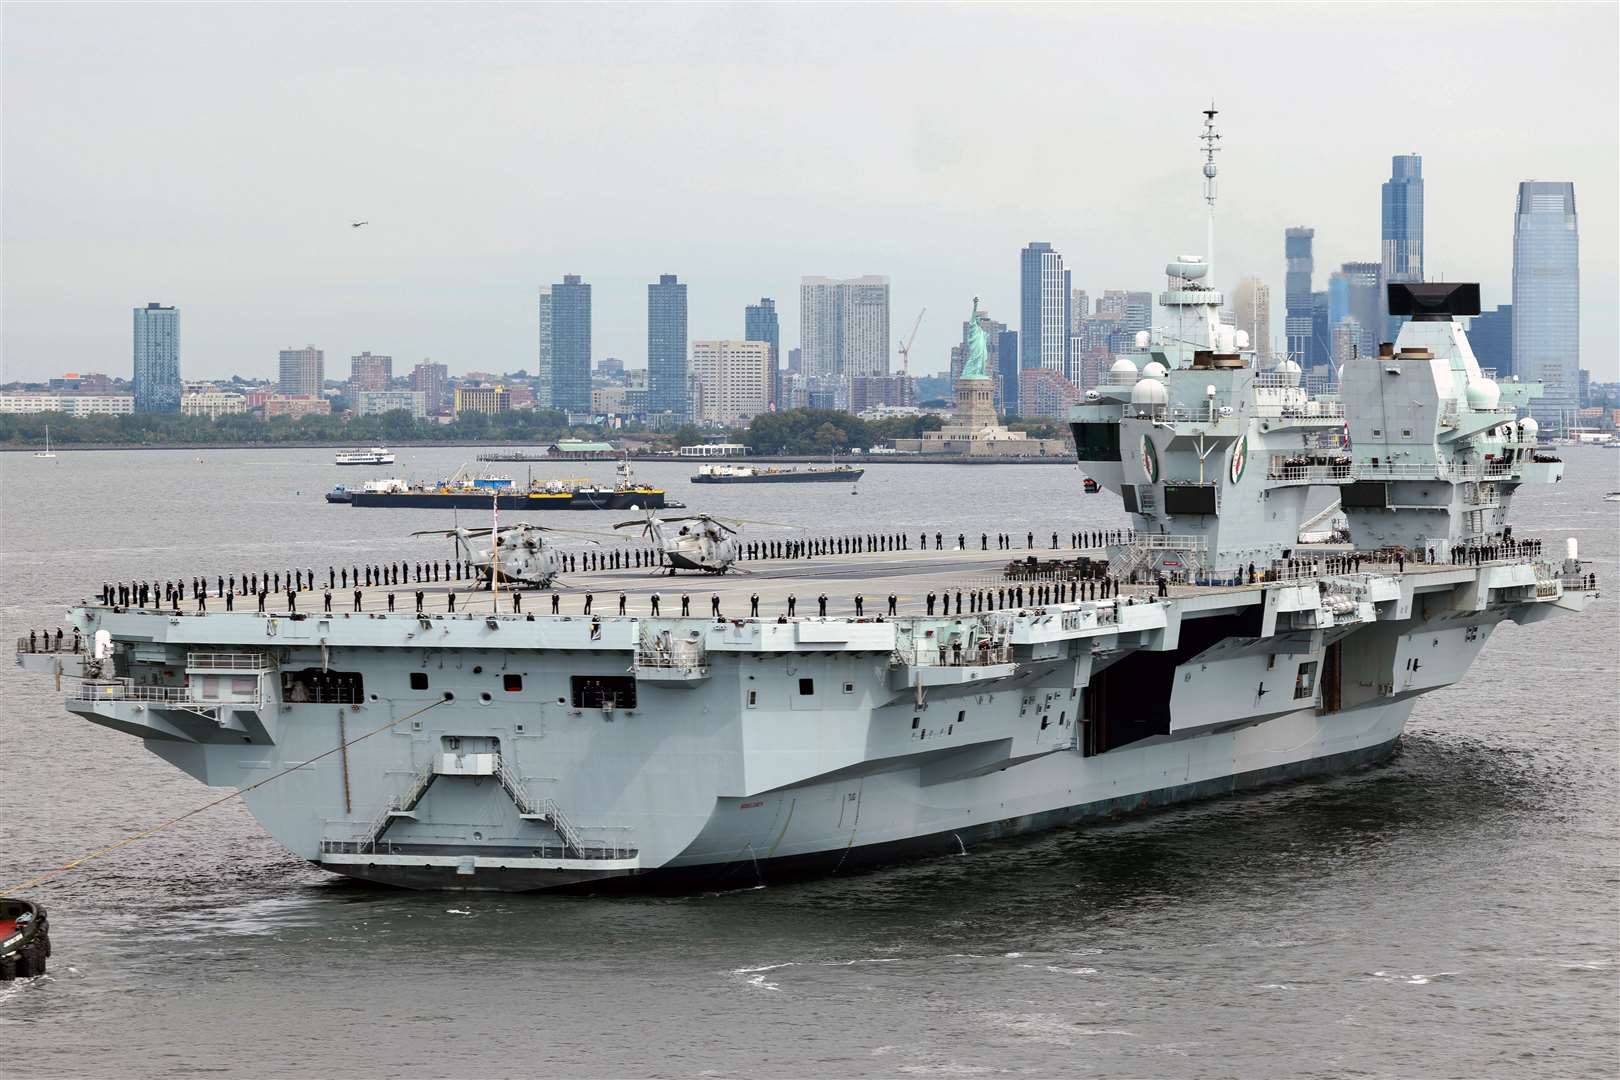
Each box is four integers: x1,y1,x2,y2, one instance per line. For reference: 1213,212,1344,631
2,697,450,894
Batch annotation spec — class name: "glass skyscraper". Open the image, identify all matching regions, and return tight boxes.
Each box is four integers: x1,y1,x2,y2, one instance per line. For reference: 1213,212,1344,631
1381,154,1424,340
1019,242,1070,376
551,274,592,414
536,287,554,409
132,302,180,413
1512,181,1579,429
744,298,780,408
1284,228,1315,364
647,274,688,419
1468,305,1513,378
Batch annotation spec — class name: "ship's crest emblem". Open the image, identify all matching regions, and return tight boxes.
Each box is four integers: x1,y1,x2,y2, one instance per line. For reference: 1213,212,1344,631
1230,435,1248,484
1140,435,1159,484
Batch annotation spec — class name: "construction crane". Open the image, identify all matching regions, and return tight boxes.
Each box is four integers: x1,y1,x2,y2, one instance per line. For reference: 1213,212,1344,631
896,308,926,375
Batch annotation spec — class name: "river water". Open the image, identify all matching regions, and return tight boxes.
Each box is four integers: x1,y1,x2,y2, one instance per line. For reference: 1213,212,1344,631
1,447,1615,1078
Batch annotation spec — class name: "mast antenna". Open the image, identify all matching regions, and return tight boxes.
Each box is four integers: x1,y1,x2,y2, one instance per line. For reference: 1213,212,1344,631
1201,102,1220,282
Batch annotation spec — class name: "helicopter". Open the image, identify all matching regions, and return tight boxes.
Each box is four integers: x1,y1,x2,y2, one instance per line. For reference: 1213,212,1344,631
412,522,585,589
613,510,769,575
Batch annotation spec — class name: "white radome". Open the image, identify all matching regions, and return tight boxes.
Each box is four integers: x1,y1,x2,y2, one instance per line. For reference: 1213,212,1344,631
1465,379,1501,411
1110,357,1140,380
1142,361,1168,380
1131,378,1169,406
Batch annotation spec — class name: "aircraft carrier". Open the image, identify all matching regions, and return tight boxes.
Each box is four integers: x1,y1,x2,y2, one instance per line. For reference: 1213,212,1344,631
13,121,1598,894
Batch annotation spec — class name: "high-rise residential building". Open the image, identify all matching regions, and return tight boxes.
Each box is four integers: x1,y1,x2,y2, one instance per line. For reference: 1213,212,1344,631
349,351,392,393
689,340,771,426
1469,305,1513,377
996,330,1020,416
551,274,592,414
1381,154,1425,340
647,274,688,418
278,346,324,398
1123,292,1153,338
352,390,427,418
410,361,448,414
132,302,181,413
840,277,889,377
799,276,890,380
536,287,554,409
1070,289,1089,334
1019,242,1070,375
745,298,780,408
1018,367,1083,420
1512,181,1579,429
1284,227,1315,363
1232,278,1271,360
786,347,801,373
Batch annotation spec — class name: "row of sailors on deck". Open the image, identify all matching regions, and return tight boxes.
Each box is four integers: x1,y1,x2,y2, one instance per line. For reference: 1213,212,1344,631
24,627,80,653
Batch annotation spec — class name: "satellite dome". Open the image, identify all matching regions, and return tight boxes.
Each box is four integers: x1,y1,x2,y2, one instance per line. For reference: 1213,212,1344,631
1131,379,1169,407
1273,358,1303,386
1110,357,1140,380
1233,329,1251,350
1166,259,1209,281
1142,361,1168,379
1518,417,1539,442
1134,330,1152,349
1465,379,1501,411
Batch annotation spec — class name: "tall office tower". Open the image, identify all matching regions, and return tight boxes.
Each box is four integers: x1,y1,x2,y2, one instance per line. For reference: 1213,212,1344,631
1468,305,1514,377
744,298,780,407
536,287,553,409
997,329,1020,416
1123,292,1153,336
1310,292,1331,376
1070,289,1090,334
410,361,448,414
551,274,592,414
689,340,771,426
1513,181,1580,429
1019,242,1070,374
278,346,324,398
349,351,392,393
1381,154,1425,339
1231,277,1271,360
1338,261,1382,360
1285,227,1315,363
799,276,890,380
647,274,689,418
132,302,181,413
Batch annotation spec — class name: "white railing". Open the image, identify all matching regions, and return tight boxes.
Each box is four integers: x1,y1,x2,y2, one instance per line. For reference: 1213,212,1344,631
1267,459,1352,484
187,652,272,670
1352,460,1515,481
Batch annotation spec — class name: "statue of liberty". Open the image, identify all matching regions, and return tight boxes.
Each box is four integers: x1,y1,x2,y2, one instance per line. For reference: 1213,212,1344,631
960,296,990,380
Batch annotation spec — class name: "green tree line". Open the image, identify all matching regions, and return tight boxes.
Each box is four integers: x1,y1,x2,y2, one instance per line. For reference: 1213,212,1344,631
0,409,605,447
740,410,944,454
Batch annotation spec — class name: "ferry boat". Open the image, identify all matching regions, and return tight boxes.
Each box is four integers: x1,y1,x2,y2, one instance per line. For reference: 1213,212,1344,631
691,463,864,484
334,447,397,466
335,461,675,511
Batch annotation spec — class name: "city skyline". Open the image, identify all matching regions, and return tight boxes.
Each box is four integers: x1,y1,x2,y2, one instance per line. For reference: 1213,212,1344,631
2,5,1615,383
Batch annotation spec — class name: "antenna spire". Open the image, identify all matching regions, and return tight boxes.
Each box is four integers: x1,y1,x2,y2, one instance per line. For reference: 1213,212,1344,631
1200,102,1220,284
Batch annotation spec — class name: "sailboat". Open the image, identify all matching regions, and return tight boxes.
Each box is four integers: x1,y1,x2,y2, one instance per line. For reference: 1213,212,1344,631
33,425,57,459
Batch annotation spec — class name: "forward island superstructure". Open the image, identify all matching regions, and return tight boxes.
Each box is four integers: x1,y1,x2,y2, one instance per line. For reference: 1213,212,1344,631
15,116,1597,893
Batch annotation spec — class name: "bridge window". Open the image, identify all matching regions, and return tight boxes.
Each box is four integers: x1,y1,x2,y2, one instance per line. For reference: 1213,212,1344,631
571,675,637,710
283,668,363,704
1294,661,1318,699
410,672,429,690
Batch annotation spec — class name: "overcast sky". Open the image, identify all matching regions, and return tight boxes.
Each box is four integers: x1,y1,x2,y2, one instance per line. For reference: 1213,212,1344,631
4,2,1616,384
